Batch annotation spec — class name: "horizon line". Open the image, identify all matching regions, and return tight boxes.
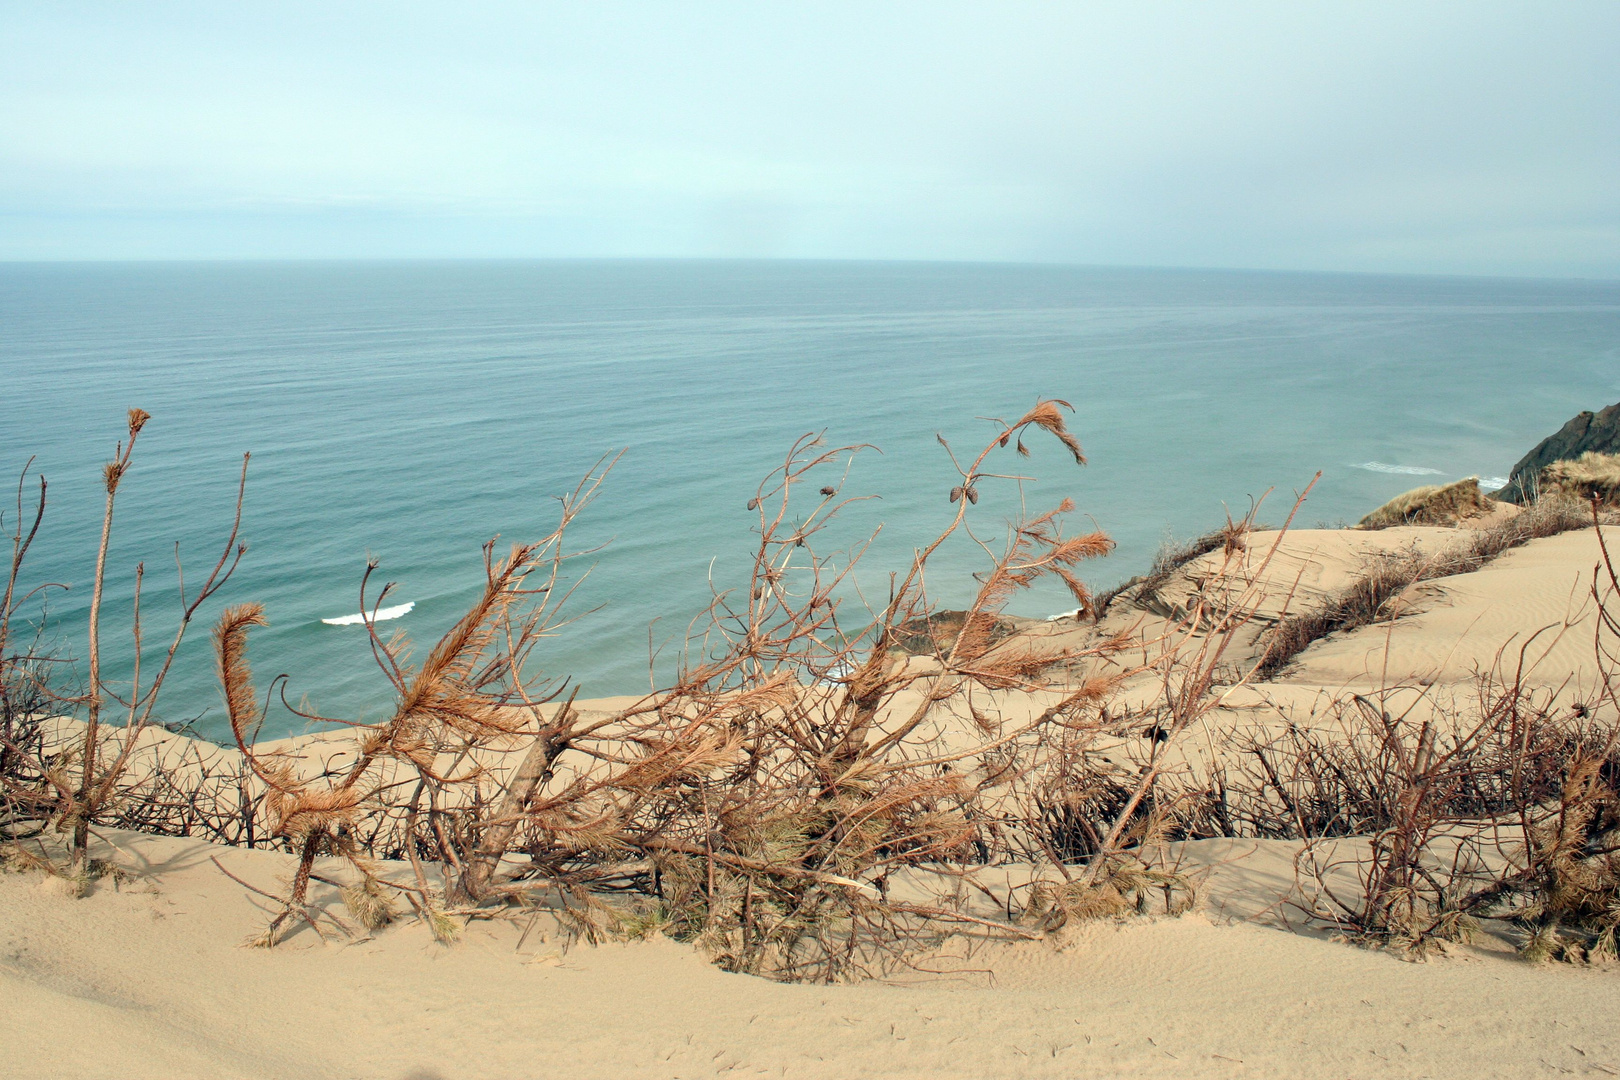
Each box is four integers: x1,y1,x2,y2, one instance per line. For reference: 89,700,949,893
3,255,1618,287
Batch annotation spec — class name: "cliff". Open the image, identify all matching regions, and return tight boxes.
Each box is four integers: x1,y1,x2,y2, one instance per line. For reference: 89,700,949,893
1495,399,1620,503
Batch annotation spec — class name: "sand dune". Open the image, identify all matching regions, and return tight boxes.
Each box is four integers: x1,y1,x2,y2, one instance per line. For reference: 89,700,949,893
4,828,1617,1080
1283,526,1619,693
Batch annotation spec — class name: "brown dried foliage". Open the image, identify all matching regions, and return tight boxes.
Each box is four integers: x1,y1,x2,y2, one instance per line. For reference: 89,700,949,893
198,400,1268,974
1,413,248,893
1259,505,1620,959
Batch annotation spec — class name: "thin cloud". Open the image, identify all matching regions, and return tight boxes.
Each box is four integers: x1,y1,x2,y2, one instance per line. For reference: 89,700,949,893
1,2,1616,273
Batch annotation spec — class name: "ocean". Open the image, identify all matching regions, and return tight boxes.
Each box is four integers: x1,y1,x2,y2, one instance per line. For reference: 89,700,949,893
2,260,1617,739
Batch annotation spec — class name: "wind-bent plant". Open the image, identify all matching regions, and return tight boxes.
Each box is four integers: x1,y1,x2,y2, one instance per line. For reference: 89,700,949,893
217,455,624,942
0,411,248,891
217,401,1211,976
0,459,56,844
69,412,248,888
597,401,1132,977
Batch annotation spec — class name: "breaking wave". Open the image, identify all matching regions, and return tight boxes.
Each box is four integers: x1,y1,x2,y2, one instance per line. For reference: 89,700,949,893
1351,461,1444,476
321,601,415,626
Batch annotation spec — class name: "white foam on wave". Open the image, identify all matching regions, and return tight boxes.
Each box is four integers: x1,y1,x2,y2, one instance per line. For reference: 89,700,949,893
1480,476,1510,489
321,601,415,626
1351,461,1444,476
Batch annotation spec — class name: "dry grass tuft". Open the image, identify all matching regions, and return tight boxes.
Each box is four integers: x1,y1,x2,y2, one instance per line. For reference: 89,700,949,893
1464,493,1594,560
1540,452,1620,507
1358,477,1494,530
893,610,1020,657
1506,753,1620,962
340,876,399,931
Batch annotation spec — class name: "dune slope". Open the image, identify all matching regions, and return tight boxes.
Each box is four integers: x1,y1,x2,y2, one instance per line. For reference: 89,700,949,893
3,830,1618,1080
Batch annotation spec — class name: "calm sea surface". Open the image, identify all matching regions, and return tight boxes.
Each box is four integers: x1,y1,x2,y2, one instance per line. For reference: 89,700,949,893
2,261,1617,738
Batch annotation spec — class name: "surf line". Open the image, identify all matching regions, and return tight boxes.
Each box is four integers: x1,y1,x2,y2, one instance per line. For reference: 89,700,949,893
321,601,415,626
1350,461,1444,476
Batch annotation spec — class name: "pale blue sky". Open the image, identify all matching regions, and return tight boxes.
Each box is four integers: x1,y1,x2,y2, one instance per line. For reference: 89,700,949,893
3,2,1617,275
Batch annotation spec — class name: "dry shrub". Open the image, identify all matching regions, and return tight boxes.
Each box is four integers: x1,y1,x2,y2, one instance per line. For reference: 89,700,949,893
1358,476,1494,530
1094,521,1251,616
1282,680,1571,954
214,458,624,943
1503,752,1620,962
1224,687,1579,844
1,462,58,844
55,402,1620,978
1,413,250,894
989,480,1320,937
1226,720,1398,840
181,430,1618,969
1279,509,1620,960
0,649,55,843
2,427,252,886
1484,516,1620,961
1012,729,1205,931
508,404,1155,978
197,400,1317,978
195,403,1143,967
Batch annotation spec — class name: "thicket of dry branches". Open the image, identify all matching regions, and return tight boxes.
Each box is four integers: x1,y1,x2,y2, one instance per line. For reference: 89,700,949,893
6,406,1620,977
1270,512,1620,959
196,399,1271,973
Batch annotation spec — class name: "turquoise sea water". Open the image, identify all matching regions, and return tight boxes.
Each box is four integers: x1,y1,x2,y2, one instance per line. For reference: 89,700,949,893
2,260,1618,739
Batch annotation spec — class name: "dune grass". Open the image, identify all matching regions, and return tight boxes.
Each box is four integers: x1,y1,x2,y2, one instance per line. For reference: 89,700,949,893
1358,476,1494,530
1094,521,1253,616
1542,452,1620,506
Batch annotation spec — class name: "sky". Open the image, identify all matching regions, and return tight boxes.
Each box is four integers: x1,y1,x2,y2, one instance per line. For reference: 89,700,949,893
2,2,1617,276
